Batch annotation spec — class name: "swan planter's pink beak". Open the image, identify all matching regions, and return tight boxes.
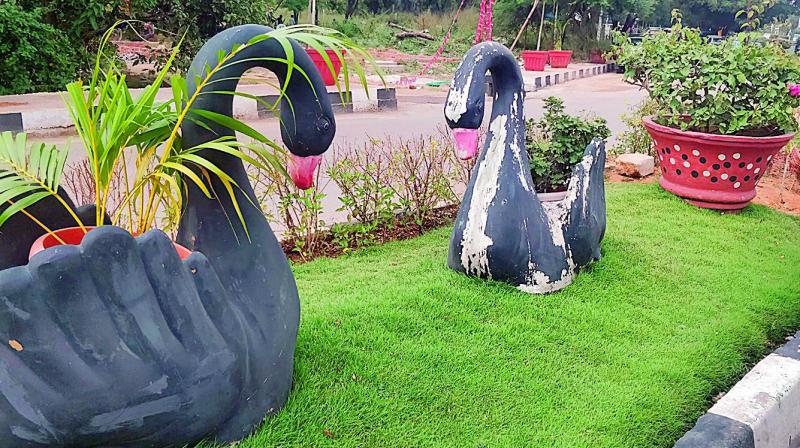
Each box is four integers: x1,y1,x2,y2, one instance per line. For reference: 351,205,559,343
288,154,323,190
452,128,480,160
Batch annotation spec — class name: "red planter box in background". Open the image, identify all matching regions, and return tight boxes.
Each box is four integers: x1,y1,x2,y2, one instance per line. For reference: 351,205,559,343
521,50,548,71
306,48,346,86
589,49,606,64
643,117,795,211
548,50,573,68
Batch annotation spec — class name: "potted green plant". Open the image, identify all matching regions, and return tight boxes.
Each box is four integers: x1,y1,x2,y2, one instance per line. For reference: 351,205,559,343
548,4,573,68
0,23,371,256
613,11,800,210
526,96,610,200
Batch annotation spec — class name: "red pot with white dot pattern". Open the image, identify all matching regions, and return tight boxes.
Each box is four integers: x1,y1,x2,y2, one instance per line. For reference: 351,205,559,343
643,117,795,211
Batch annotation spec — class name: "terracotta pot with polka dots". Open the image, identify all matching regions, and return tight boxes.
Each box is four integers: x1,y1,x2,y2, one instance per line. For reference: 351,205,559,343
643,117,795,211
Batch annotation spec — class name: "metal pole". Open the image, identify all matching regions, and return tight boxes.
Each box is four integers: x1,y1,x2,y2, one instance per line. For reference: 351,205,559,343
597,7,603,41
510,0,541,51
536,0,546,50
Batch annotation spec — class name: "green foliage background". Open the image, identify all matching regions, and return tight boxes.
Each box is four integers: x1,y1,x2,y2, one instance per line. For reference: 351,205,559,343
0,2,77,94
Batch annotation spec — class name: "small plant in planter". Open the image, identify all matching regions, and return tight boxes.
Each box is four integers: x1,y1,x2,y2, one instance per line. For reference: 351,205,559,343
613,9,800,210
0,22,371,262
548,6,573,68
526,96,610,199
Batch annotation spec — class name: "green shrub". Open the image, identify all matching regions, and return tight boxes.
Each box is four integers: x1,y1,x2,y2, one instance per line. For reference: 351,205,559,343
526,97,610,193
151,0,271,69
612,18,800,136
0,2,76,94
613,98,660,161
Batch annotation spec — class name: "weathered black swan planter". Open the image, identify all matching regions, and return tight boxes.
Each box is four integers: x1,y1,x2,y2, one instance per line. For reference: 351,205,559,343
0,25,335,446
444,42,606,294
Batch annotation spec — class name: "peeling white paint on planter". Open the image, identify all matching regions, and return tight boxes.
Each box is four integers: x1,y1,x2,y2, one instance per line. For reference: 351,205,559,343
444,74,472,123
509,94,532,192
445,42,607,296
459,114,508,277
517,153,594,294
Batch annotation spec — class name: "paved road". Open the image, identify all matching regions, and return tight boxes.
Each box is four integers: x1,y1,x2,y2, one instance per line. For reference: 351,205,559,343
39,74,647,233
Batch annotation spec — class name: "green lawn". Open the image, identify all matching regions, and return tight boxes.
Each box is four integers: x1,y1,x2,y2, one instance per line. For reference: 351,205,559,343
239,183,800,447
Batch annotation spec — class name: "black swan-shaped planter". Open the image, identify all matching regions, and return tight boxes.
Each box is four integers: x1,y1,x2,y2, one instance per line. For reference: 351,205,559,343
444,42,606,294
0,25,335,446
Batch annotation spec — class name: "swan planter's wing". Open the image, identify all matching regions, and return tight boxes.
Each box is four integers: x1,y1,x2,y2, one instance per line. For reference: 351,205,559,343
444,42,606,294
0,24,336,447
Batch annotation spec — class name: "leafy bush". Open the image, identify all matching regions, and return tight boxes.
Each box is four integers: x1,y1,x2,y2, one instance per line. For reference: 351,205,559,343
150,0,272,69
386,135,456,226
0,2,76,94
328,143,397,226
613,98,660,161
249,146,329,260
327,133,460,246
327,142,398,249
612,19,800,136
526,97,610,193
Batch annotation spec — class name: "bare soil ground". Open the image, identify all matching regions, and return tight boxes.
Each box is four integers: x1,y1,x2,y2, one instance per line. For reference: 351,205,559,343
606,154,800,217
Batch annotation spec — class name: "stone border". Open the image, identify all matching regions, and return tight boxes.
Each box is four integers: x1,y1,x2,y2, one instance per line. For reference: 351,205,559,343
523,63,616,93
674,330,800,448
0,87,397,133
2,62,617,133
256,87,396,117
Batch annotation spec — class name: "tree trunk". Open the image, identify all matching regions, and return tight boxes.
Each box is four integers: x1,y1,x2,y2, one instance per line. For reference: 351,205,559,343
345,0,358,19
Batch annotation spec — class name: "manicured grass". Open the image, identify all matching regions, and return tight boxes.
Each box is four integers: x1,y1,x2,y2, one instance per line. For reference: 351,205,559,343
238,183,800,447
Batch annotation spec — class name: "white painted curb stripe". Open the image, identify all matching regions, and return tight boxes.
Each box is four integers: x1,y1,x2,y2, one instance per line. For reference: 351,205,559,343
709,353,800,448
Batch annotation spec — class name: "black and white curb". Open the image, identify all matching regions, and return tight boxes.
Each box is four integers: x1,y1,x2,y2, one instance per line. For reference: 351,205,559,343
525,63,616,92
256,87,396,117
675,330,800,448
0,87,398,133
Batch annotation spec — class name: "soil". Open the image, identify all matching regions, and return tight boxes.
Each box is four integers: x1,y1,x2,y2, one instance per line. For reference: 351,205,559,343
279,157,800,264
605,153,800,217
281,205,459,263
368,48,460,64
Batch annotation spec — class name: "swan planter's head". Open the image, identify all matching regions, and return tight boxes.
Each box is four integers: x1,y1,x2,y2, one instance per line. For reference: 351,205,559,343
444,42,607,294
0,25,335,446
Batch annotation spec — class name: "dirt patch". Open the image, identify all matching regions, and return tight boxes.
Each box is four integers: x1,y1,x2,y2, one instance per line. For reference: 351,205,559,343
606,155,800,216
369,48,460,64
0,101,27,108
283,158,799,264
281,205,458,263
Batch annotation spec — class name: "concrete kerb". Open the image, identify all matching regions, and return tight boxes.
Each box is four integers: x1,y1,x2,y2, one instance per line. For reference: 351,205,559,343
256,86,396,117
2,62,617,132
521,63,615,93
0,85,397,133
674,330,800,448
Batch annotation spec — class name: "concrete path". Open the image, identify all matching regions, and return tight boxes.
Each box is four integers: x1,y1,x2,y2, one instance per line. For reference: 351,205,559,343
32,74,646,233
0,62,616,134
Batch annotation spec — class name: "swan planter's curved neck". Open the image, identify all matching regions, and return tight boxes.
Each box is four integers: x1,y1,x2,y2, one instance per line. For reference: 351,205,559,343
0,25,336,447
444,42,608,295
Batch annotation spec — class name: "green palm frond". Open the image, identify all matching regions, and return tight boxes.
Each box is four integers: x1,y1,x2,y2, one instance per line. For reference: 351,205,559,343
0,131,79,229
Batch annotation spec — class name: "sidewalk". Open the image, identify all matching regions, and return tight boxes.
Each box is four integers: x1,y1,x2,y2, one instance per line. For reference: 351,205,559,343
0,62,615,135
519,62,617,92
0,83,392,135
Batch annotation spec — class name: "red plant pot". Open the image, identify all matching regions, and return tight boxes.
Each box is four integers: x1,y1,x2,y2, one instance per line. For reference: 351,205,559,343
521,50,548,71
548,50,573,68
29,226,192,261
306,48,346,86
589,48,606,64
643,117,795,211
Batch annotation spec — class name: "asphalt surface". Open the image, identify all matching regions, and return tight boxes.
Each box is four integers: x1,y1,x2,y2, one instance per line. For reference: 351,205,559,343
38,74,647,233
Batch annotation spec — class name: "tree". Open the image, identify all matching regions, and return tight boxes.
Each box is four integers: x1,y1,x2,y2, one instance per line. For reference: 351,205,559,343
654,0,798,31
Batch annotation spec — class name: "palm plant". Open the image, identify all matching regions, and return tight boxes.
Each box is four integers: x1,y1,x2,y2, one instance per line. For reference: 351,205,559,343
0,133,75,242
0,22,375,241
